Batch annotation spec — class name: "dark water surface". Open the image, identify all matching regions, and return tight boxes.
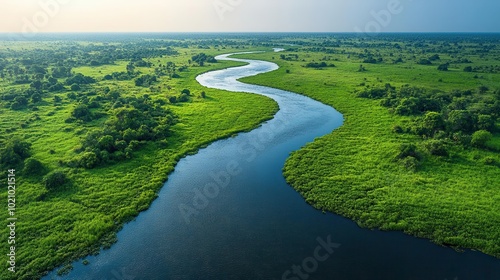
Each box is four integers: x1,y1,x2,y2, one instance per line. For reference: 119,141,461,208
46,53,500,280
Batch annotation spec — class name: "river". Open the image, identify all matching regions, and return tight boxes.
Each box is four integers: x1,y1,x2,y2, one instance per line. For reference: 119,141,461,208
45,53,500,280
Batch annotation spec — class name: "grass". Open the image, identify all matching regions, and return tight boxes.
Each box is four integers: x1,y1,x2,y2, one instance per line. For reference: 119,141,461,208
236,48,500,259
0,46,277,280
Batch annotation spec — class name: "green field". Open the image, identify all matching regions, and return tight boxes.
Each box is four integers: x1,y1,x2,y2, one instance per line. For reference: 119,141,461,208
0,33,499,279
237,35,500,259
0,40,277,279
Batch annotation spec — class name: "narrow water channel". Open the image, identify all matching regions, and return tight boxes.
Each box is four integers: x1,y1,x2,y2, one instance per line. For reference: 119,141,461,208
46,53,500,280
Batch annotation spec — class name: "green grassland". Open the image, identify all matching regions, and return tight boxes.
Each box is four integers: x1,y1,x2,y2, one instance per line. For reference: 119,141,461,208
236,38,500,258
0,43,277,279
1,34,499,279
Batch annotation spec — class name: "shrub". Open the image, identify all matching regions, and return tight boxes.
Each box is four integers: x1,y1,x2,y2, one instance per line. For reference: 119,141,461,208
43,171,67,190
393,125,404,134
400,156,420,172
471,130,493,148
483,157,497,166
71,104,92,122
23,158,45,175
396,144,423,161
437,63,449,71
424,140,449,157
0,138,31,167
178,93,190,103
78,152,100,169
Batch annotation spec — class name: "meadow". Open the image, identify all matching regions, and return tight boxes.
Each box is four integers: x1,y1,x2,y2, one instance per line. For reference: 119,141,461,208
0,33,499,279
0,37,276,279
237,33,500,259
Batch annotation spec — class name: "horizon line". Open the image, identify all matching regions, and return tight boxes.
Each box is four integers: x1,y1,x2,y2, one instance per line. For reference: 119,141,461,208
1,31,500,34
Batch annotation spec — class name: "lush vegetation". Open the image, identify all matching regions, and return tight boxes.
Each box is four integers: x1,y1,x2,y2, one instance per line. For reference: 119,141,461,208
1,32,499,279
237,33,500,259
0,36,277,279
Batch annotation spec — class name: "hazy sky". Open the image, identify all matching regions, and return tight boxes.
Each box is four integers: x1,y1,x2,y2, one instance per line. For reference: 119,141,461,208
1,0,499,33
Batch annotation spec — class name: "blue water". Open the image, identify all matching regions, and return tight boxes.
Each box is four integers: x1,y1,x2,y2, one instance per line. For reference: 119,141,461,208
45,53,500,280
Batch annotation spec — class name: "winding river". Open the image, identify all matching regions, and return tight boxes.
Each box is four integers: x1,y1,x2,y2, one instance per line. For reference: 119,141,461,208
46,53,500,280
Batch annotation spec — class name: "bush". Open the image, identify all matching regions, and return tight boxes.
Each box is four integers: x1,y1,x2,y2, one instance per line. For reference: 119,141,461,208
70,84,81,91
418,59,432,65
437,63,449,71
23,158,45,175
43,171,68,190
393,125,404,134
396,144,423,161
483,157,497,166
78,152,100,169
400,156,420,172
0,138,31,167
471,130,493,148
71,104,92,122
424,140,449,157
178,93,190,103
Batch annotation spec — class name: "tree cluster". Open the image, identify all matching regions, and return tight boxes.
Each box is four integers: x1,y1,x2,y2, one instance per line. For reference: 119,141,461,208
70,95,177,168
358,84,500,168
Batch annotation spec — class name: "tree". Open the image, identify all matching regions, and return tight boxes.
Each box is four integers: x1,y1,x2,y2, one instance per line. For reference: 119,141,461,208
181,89,191,95
424,140,449,157
395,97,420,116
11,96,28,110
30,80,43,90
464,66,473,72
71,84,81,91
71,104,92,122
0,138,31,167
43,170,68,190
429,54,441,61
98,135,115,152
418,59,432,65
447,110,475,133
31,93,42,103
178,93,190,103
54,95,63,103
477,114,495,131
114,140,127,151
122,128,139,142
396,144,423,161
200,91,206,98
437,63,449,71
135,74,157,87
422,112,445,136
478,85,489,94
23,158,45,175
471,130,492,148
126,62,135,73
78,152,100,169
65,73,96,85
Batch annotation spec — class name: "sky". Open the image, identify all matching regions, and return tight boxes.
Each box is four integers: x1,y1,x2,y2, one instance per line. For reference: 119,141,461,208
1,0,499,33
